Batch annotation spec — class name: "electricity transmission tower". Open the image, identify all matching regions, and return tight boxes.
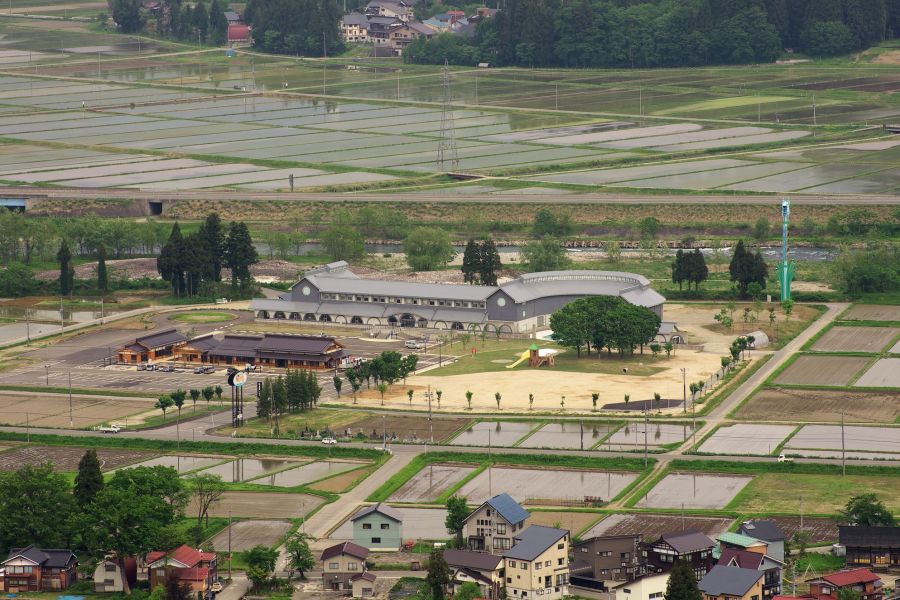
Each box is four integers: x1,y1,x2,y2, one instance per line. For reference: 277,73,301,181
437,59,459,172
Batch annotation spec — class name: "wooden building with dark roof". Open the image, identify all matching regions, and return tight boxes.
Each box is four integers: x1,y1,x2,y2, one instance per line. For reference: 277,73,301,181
116,328,188,364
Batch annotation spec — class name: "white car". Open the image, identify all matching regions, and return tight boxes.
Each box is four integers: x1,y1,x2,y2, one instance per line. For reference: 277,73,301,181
210,582,223,593
777,453,794,463
322,437,337,444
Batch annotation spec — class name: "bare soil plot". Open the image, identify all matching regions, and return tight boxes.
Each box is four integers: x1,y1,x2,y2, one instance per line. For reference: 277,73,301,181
773,355,869,386
458,467,638,505
841,305,900,322
249,460,369,487
388,464,476,503
348,415,470,444
331,507,450,540
636,473,754,509
207,519,292,551
529,511,605,535
811,326,899,353
786,425,900,454
121,455,224,473
736,388,900,423
698,424,795,456
602,423,698,450
764,516,838,545
449,421,536,447
853,358,900,387
518,422,613,449
308,467,370,493
195,458,308,483
0,445,153,472
191,491,324,518
0,393,152,428
583,513,734,540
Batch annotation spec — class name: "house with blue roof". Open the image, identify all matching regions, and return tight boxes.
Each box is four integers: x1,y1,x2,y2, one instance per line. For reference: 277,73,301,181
463,492,530,554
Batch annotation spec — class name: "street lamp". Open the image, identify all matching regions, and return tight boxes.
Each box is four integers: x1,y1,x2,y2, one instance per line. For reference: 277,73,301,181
680,368,687,413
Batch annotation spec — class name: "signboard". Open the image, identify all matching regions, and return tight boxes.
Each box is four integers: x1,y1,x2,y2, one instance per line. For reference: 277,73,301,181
232,371,248,388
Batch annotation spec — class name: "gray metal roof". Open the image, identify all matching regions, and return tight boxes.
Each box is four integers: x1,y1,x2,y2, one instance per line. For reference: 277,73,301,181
738,520,785,542
660,531,715,553
5,546,75,568
207,335,262,359
444,550,504,571
485,493,529,525
306,272,495,302
135,328,188,349
351,503,402,523
699,565,763,596
505,525,567,561
498,271,664,307
342,13,369,26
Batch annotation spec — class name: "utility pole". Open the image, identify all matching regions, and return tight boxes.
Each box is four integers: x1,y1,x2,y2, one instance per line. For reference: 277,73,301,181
25,309,30,344
800,495,804,531
59,296,64,332
426,385,434,444
228,513,232,581
812,95,816,126
68,371,73,428
580,421,584,451
681,368,686,413
841,411,846,476
643,410,648,467
382,414,386,452
26,412,30,442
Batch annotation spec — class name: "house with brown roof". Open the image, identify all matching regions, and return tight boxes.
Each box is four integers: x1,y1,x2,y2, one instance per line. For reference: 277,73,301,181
351,572,377,598
570,534,644,591
146,545,216,593
642,531,716,582
1,546,78,593
444,549,505,599
116,328,188,364
321,542,370,593
718,548,783,599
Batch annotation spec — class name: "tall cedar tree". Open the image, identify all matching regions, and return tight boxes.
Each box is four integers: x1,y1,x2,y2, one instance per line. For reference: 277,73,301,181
57,241,74,296
209,0,229,45
462,239,478,284
728,240,768,298
672,249,687,290
224,221,258,292
686,248,709,290
157,223,186,296
664,559,702,600
426,549,451,600
96,243,109,294
478,239,502,286
191,1,208,42
74,449,104,506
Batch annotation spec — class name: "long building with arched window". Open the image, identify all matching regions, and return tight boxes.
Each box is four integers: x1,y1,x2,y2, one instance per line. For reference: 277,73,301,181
250,262,665,334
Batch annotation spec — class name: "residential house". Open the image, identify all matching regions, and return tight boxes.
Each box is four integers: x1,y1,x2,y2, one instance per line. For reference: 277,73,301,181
321,542,369,593
116,328,188,364
390,22,433,53
1,546,78,593
610,572,670,600
839,526,900,569
365,0,412,22
718,548,782,599
227,23,251,44
366,16,402,47
642,531,716,582
351,504,403,550
445,550,505,600
341,13,370,43
699,565,764,600
718,532,770,556
806,569,884,600
738,520,787,562
93,558,137,593
504,525,570,600
146,545,216,593
351,572,377,598
570,534,643,591
463,492,530,554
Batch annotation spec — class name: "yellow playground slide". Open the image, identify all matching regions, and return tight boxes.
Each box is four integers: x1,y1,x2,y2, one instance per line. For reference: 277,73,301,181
506,350,531,369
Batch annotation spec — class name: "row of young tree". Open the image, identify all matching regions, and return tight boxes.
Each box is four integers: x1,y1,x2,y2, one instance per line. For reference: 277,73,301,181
109,0,229,44
157,214,259,296
405,0,900,68
550,296,662,357
256,369,323,418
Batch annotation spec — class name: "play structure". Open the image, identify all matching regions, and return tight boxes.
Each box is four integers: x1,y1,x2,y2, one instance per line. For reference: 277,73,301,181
507,344,558,369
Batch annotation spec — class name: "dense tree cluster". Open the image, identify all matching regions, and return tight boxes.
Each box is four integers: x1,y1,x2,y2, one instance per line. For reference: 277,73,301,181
404,227,456,271
157,214,258,296
671,248,709,291
405,0,900,67
461,239,502,285
109,0,228,44
831,245,899,296
347,351,418,389
257,369,323,418
244,0,344,55
728,240,768,298
550,296,661,357
523,237,571,272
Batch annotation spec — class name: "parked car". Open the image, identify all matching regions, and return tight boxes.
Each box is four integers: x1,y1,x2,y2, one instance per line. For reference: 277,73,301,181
210,582,223,593
158,365,174,373
777,453,794,463
193,366,205,374
404,339,424,350
136,364,146,371
321,437,337,445
202,366,216,374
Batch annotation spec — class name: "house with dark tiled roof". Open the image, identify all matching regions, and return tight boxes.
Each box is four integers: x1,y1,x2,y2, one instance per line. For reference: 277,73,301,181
351,504,403,550
321,542,369,593
464,493,530,554
642,531,716,582
116,328,188,364
838,526,900,569
1,546,77,593
699,565,764,600
145,545,216,593
445,549,505,599
738,520,786,562
718,548,783,599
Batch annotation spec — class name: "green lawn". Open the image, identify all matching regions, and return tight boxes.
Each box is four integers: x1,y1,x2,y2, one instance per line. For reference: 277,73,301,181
169,311,237,324
225,407,365,438
728,473,900,514
427,341,664,377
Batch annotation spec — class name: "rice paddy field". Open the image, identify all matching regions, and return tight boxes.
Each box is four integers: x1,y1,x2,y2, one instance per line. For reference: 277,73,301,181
1,24,900,193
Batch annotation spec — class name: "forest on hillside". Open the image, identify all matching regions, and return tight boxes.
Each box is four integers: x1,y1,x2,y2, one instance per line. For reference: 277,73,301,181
404,0,900,67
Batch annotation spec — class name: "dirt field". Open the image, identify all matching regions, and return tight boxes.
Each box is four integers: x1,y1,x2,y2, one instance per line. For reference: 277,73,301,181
529,510,605,535
841,305,900,321
763,516,838,545
0,393,153,428
348,415,471,444
735,388,900,423
308,467,370,493
191,491,324,518
0,445,153,472
583,513,734,540
389,464,476,503
811,326,899,353
207,520,292,551
773,355,870,386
